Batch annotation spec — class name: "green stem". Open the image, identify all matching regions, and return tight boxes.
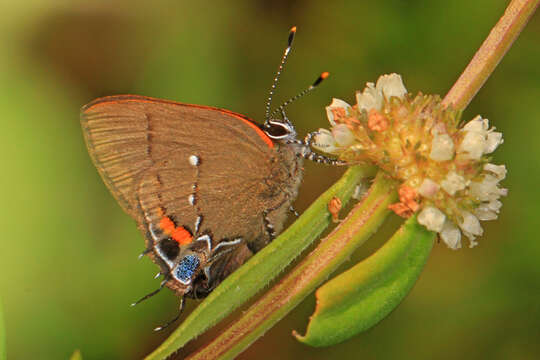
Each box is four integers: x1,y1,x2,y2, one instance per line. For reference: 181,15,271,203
442,0,539,109
187,173,398,360
145,165,375,360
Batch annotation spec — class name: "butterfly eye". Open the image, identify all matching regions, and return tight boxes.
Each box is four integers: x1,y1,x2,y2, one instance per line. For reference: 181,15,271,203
264,120,295,140
175,254,200,285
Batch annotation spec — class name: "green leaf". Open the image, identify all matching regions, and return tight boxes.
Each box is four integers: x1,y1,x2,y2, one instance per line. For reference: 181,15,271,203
295,215,435,347
0,297,5,360
145,165,375,360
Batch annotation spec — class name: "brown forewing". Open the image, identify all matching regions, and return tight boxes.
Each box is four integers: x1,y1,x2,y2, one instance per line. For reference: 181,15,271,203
80,95,285,248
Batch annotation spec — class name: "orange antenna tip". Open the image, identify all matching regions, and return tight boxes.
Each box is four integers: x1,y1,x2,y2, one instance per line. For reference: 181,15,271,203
312,72,330,87
287,27,296,47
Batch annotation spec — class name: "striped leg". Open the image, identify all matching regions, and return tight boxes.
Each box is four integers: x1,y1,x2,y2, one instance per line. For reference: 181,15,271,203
286,132,346,165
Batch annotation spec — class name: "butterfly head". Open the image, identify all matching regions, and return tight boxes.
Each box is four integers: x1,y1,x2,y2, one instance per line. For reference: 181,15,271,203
263,119,297,142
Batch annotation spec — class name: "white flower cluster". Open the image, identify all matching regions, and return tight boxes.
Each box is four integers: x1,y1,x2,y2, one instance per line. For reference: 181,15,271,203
313,74,407,154
418,117,506,249
312,73,507,250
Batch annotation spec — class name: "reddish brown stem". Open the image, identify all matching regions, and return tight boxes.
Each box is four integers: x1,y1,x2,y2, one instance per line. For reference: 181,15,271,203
443,0,539,109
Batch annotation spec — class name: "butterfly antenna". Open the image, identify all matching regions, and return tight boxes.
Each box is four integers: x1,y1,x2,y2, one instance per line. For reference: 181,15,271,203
270,71,329,119
265,26,296,122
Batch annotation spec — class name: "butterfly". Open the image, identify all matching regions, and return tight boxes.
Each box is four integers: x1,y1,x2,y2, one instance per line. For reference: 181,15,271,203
80,27,341,330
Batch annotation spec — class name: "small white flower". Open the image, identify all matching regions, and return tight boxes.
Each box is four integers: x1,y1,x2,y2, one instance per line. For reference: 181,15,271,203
459,116,503,159
458,210,483,243
474,199,503,221
485,131,503,154
463,116,488,132
376,73,408,100
429,133,455,161
441,171,468,195
487,199,502,212
484,163,507,180
325,98,352,126
315,99,356,155
440,220,462,250
332,124,355,147
469,174,504,202
474,206,498,221
356,73,407,112
356,82,382,112
418,178,440,198
312,129,340,154
418,206,446,232
458,131,486,160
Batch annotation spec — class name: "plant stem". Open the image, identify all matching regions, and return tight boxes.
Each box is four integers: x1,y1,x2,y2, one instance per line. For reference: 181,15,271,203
443,0,539,109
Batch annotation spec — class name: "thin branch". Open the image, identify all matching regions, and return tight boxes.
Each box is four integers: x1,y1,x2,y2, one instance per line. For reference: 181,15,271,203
443,0,539,109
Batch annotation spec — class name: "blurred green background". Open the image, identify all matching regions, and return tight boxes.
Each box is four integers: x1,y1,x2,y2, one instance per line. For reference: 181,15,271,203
0,0,539,359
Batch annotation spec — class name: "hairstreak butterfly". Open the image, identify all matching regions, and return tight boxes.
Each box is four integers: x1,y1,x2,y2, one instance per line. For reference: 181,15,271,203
80,27,342,330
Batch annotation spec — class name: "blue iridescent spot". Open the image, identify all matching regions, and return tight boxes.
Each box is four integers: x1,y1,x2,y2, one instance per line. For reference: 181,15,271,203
175,255,200,285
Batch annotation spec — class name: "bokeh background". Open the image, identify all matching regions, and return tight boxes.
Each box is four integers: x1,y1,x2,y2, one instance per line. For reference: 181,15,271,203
1,1,539,359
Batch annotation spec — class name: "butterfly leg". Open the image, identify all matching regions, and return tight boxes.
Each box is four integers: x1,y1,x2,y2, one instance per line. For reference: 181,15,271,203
262,194,296,242
137,247,153,259
153,297,185,332
130,279,167,307
193,260,227,300
289,205,299,217
262,209,278,240
284,129,347,165
192,237,244,296
203,238,243,278
192,281,214,299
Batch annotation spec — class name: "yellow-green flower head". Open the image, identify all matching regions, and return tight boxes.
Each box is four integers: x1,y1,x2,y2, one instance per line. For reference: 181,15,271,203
313,74,507,250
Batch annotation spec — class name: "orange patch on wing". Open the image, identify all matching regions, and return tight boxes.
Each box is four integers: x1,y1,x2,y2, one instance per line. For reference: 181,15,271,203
159,217,176,235
171,226,193,245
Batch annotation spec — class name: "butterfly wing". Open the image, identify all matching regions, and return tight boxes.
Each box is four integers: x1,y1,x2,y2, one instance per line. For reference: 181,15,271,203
81,95,289,251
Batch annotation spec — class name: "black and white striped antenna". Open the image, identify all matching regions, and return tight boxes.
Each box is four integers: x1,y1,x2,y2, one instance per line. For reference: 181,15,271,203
264,26,296,122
